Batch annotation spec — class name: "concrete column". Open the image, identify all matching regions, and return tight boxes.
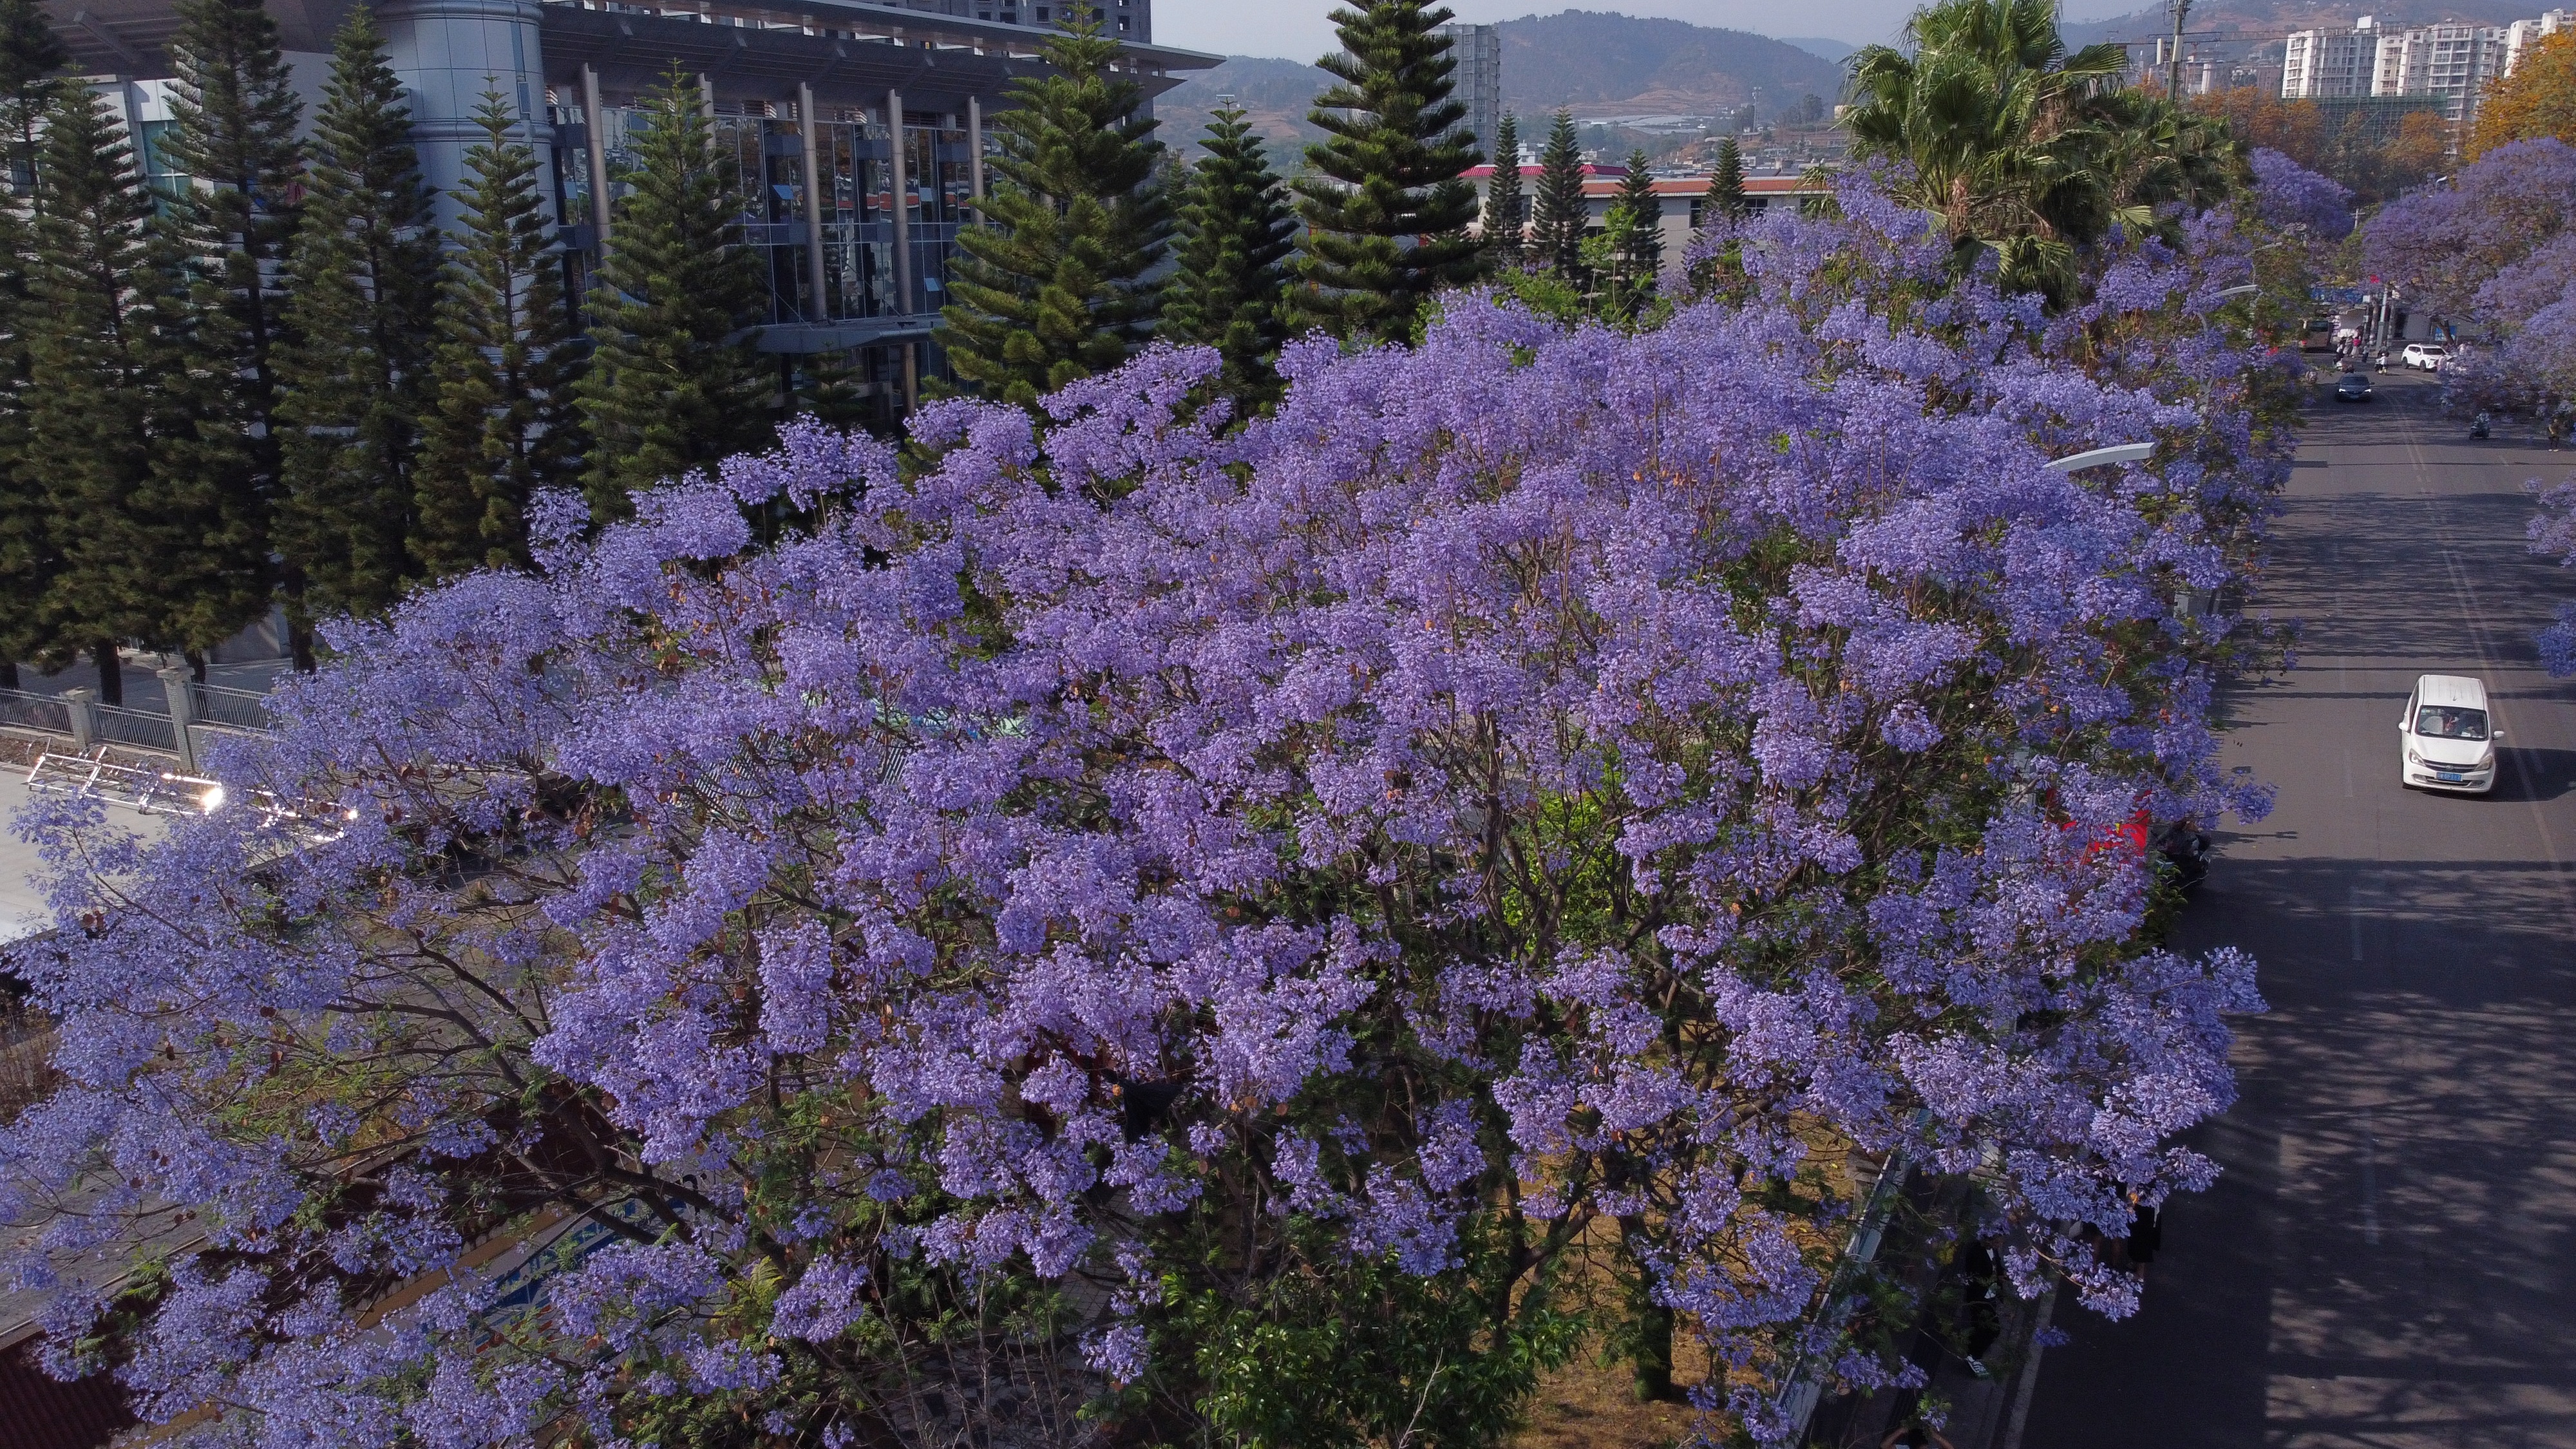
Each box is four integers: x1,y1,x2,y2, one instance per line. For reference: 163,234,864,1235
888,88,911,315
62,688,95,753
799,80,828,319
699,73,717,120
157,667,198,772
582,62,613,242
967,95,985,223
377,0,558,236
902,342,918,411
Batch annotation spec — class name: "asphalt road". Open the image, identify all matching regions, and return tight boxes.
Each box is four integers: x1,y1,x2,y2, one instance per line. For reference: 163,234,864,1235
2022,368,2576,1448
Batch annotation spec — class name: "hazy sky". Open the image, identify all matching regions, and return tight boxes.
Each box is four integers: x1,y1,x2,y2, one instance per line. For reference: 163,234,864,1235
1153,0,2143,62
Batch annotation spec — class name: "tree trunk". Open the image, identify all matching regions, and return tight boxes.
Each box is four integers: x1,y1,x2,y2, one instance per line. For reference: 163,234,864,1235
91,639,122,706
282,564,317,672
186,649,209,685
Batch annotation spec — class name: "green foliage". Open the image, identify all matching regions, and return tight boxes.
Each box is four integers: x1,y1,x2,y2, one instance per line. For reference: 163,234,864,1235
1530,108,1587,278
1165,1218,1583,1449
1162,102,1296,409
1483,111,1524,269
156,0,303,652
1608,149,1662,293
576,65,771,521
1293,0,1486,343
274,5,441,623
1704,135,1748,227
23,88,195,687
938,4,1170,410
1844,0,2141,299
414,93,582,575
793,350,876,430
0,0,62,679
0,0,61,187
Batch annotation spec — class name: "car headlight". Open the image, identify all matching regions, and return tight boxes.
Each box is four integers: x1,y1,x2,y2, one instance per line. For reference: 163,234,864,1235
2477,752,2496,771
2407,749,2422,764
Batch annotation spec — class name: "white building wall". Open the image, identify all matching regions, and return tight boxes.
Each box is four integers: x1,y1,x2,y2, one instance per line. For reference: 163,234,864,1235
2505,10,2570,72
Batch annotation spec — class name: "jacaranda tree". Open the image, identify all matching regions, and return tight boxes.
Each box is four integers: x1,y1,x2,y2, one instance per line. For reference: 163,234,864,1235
3,175,2286,1448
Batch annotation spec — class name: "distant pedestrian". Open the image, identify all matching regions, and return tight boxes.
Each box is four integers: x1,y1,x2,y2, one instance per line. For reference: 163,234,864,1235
2128,1198,2163,1268
1884,1419,1956,1449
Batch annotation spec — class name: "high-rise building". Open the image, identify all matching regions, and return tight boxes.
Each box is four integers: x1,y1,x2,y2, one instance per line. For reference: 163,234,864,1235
2505,8,2570,73
2282,17,2378,98
2291,12,2560,130
52,0,1215,422
2372,21,2508,125
1434,22,1502,164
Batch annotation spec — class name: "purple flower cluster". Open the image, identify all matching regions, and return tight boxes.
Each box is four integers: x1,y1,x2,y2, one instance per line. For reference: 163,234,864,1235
2369,142,2576,666
0,178,2290,1445
2248,149,2354,242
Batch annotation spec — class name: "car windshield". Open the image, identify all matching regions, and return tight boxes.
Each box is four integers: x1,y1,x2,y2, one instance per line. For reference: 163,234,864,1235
2415,705,2488,741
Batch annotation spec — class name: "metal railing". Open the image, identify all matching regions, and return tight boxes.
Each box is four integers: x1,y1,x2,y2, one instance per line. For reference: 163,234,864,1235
0,687,70,735
91,703,178,753
190,682,275,732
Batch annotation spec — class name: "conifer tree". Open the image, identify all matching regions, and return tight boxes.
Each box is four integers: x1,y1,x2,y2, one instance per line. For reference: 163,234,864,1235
24,88,181,705
414,91,581,575
938,3,1170,408
275,5,441,624
1293,0,1483,342
1615,149,1662,283
158,0,304,663
576,65,769,519
1703,135,1749,228
0,0,61,186
1162,102,1296,408
1531,108,1587,277
1482,110,1524,270
0,0,64,688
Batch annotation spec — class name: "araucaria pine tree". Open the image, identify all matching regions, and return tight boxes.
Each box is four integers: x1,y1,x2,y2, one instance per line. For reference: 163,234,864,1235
1531,108,1587,277
1613,148,1662,285
1704,135,1749,228
413,92,581,575
1293,0,1484,342
576,66,770,520
23,88,187,705
939,3,1170,408
156,0,304,663
1482,110,1525,269
0,0,64,689
274,5,442,624
1161,103,1296,408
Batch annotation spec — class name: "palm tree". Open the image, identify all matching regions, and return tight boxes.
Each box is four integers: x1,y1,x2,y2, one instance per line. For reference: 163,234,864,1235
1844,0,2135,296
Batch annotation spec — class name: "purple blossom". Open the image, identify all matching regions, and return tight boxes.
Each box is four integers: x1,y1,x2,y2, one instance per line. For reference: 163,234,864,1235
0,173,2293,1447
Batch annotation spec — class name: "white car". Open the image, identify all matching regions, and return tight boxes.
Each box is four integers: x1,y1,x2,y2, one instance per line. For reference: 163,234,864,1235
2399,673,2501,793
2400,343,2449,370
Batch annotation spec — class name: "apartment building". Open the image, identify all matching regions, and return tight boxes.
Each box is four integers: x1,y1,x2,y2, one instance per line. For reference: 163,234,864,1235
1434,22,1502,162
2282,15,2377,97
2285,10,2564,129
2505,8,2571,72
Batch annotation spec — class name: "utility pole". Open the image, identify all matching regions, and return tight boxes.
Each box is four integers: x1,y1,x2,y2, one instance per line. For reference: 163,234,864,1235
2167,0,2192,100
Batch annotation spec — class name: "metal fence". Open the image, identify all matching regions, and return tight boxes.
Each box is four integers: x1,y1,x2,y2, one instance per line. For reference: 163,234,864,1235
191,682,274,732
92,703,178,753
0,687,70,735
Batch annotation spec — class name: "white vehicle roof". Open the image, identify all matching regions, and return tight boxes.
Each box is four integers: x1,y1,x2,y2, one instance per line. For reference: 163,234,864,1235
2414,674,2488,710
